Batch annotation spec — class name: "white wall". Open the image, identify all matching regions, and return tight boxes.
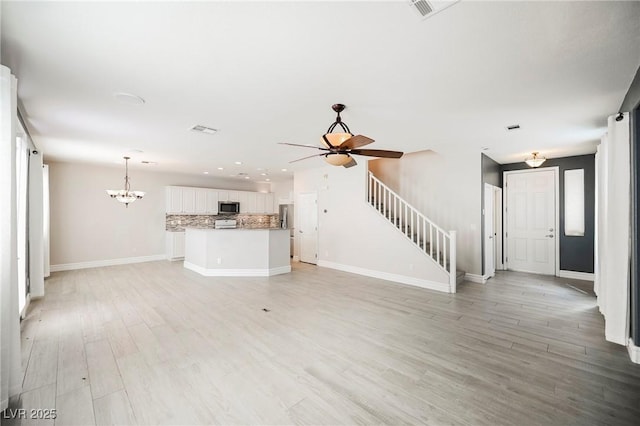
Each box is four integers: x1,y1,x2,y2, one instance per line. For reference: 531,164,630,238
369,149,482,275
271,178,294,204
294,164,450,291
48,161,268,267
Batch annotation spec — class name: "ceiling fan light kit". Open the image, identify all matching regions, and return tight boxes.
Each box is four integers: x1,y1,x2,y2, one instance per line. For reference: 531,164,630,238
325,153,353,166
280,103,404,168
106,156,145,207
525,152,546,168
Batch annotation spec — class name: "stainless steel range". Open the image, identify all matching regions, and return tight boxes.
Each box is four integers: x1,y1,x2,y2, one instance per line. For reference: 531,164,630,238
214,219,237,229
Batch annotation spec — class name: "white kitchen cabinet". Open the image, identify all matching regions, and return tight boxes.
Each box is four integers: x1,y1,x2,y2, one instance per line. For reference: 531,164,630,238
206,189,219,214
182,188,196,213
243,192,257,213
166,187,184,214
166,186,276,215
195,189,208,214
256,193,266,214
266,193,276,213
238,191,249,213
166,231,185,260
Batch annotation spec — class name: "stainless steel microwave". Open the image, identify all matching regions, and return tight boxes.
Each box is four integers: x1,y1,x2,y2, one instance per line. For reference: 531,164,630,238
218,201,240,214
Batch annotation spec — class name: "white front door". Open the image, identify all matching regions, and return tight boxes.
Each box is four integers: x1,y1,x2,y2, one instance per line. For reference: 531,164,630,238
298,192,318,264
484,183,496,278
506,169,556,275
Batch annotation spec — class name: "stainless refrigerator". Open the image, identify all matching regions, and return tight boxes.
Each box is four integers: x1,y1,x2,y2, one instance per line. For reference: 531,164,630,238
279,204,294,258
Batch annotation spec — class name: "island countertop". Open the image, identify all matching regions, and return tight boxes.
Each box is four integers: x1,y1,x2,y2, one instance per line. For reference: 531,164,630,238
183,228,291,277
182,226,286,230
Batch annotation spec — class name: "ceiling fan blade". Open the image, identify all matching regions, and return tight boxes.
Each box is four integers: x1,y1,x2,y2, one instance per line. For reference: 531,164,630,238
349,149,404,159
289,153,326,163
338,134,374,150
279,142,327,150
343,157,358,168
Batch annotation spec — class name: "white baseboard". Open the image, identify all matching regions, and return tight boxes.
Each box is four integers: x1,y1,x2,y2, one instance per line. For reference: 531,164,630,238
50,254,166,272
558,270,595,281
628,338,640,364
465,273,489,284
317,260,451,293
184,262,291,277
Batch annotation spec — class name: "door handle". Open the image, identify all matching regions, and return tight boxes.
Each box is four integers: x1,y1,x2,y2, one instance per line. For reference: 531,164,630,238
549,228,554,232
545,234,554,238
299,230,303,233
488,236,493,239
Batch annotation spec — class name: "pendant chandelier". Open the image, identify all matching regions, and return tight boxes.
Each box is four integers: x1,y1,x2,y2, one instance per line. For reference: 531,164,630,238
106,156,145,207
525,152,546,168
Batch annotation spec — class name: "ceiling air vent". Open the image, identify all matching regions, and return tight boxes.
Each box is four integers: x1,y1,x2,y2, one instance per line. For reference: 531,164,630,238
506,124,521,131
190,125,218,135
410,0,433,17
409,0,460,20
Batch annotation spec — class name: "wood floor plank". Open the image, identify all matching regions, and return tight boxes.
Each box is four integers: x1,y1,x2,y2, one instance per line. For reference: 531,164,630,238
93,390,137,426
85,339,124,400
54,386,95,426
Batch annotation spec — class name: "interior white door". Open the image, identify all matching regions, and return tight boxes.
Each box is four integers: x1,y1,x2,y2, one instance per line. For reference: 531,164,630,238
506,170,556,275
484,183,496,278
298,192,318,264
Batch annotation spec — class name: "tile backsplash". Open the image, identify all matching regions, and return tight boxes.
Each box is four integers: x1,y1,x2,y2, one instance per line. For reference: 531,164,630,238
166,214,280,231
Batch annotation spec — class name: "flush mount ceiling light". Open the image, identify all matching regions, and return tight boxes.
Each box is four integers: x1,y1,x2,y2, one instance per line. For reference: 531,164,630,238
106,156,145,207
113,92,145,105
525,152,546,168
279,104,403,168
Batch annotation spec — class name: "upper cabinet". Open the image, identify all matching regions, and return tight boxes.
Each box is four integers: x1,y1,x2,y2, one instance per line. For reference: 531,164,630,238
166,187,183,214
166,186,275,214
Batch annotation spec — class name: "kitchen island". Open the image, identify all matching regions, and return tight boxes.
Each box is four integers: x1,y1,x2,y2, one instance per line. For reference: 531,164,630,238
184,227,291,276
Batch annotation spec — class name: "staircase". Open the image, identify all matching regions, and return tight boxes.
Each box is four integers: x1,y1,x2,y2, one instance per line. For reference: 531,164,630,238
368,171,464,292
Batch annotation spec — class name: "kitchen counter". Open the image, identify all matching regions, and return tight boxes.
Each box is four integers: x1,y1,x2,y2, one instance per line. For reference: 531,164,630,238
183,228,291,277
183,226,285,230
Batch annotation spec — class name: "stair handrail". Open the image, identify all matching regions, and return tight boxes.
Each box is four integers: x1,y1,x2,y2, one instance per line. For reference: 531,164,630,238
368,172,448,235
368,171,458,292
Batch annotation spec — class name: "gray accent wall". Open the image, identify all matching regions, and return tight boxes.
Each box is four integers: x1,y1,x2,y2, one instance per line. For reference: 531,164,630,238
501,154,596,274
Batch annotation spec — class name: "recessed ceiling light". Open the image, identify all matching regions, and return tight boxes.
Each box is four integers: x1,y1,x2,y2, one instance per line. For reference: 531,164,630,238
265,178,271,182
203,171,209,174
281,168,287,172
235,161,242,165
113,92,145,105
260,173,267,176
217,167,224,170
244,176,250,179
506,124,521,131
190,125,218,135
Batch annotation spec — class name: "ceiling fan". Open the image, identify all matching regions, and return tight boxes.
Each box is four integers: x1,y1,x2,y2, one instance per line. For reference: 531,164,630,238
279,104,404,168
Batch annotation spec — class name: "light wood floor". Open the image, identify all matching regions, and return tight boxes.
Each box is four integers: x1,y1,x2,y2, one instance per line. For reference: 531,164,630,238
3,261,640,425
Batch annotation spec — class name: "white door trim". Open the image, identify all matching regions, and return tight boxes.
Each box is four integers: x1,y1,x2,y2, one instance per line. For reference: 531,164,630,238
503,167,560,277
484,183,498,278
297,191,319,265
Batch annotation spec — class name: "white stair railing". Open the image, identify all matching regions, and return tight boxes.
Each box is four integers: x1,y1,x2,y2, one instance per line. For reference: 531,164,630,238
368,171,457,292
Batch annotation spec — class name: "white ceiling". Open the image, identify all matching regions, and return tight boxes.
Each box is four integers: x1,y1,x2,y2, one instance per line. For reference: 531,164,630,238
2,1,639,181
